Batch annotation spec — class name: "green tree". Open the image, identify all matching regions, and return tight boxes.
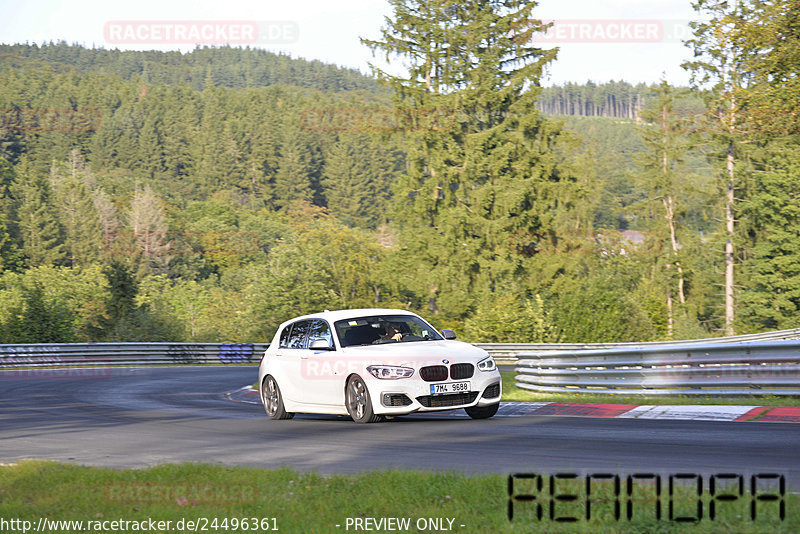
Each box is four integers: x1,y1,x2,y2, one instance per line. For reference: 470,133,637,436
737,1,800,136
548,256,656,343
99,262,182,341
462,294,554,343
0,265,109,340
13,164,65,267
0,283,75,343
192,85,229,192
138,275,207,340
732,1,800,330
272,128,320,210
683,0,756,334
137,115,165,179
0,157,23,271
363,0,576,317
104,262,137,322
322,135,373,226
321,132,404,229
292,208,389,308
739,140,800,330
179,196,248,271
633,81,692,337
49,153,105,267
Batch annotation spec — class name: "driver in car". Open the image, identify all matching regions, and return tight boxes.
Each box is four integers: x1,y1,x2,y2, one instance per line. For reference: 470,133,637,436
381,323,404,342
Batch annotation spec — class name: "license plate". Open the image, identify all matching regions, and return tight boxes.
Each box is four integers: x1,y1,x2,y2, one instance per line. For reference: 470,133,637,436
430,381,470,395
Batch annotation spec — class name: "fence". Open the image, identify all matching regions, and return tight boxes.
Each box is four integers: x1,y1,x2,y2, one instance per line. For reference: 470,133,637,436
0,343,269,368
515,339,800,396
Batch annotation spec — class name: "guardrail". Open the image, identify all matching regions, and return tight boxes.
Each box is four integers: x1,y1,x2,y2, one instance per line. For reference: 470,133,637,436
476,327,800,362
0,343,269,367
3,329,800,396
515,339,800,396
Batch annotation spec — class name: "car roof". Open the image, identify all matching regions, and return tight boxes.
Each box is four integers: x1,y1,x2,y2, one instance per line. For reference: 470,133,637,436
280,308,423,326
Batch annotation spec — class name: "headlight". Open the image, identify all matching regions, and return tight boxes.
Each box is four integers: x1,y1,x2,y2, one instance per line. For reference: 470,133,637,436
367,365,414,379
477,356,496,372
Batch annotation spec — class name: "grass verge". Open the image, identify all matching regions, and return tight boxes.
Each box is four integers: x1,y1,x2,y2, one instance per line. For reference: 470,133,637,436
0,461,794,533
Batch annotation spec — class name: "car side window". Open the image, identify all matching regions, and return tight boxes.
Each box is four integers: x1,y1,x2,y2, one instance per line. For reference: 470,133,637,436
279,324,292,348
308,319,334,350
287,320,311,349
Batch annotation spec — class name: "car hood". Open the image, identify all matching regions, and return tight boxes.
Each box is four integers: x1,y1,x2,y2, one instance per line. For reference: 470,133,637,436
339,340,490,367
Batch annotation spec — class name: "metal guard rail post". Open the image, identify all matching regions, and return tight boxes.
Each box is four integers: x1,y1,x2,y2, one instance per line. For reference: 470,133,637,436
515,339,800,396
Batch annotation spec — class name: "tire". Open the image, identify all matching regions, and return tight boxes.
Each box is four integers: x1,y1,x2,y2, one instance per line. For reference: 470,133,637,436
261,376,294,420
465,403,499,419
345,375,383,423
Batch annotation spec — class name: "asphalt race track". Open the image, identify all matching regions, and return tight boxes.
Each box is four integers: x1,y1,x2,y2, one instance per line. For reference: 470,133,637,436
2,366,799,487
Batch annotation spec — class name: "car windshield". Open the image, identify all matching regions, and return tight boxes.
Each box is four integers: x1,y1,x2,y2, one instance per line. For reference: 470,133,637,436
334,315,444,347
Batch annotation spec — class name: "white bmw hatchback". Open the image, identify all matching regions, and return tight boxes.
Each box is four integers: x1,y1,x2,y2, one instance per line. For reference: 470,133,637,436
258,309,502,423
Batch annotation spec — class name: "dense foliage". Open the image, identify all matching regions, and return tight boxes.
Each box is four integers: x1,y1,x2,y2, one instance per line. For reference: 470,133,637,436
0,43,381,93
0,0,798,343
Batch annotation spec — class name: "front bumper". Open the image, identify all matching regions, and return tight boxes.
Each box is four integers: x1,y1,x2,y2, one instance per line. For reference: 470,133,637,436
369,374,501,415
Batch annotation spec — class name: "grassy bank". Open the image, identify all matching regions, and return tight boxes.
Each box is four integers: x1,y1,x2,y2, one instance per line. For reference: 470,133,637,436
0,461,794,533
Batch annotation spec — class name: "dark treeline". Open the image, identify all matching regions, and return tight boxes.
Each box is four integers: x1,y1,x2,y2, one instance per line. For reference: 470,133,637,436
0,51,401,223
0,42,381,93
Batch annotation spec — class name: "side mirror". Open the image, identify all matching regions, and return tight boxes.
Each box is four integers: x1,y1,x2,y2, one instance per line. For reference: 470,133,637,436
309,339,335,351
441,329,457,340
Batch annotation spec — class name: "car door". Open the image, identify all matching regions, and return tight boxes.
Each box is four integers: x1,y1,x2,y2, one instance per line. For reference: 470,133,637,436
302,319,345,406
273,320,311,403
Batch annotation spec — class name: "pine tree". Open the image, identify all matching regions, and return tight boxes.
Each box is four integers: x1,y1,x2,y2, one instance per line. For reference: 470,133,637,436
104,261,138,322
0,207,11,272
272,128,320,210
322,134,382,227
192,85,228,193
0,157,23,271
733,1,800,329
683,0,756,334
137,115,165,179
633,81,691,337
240,91,282,208
48,152,105,267
738,1,800,135
363,0,574,315
159,85,199,186
13,161,65,267
739,141,800,329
